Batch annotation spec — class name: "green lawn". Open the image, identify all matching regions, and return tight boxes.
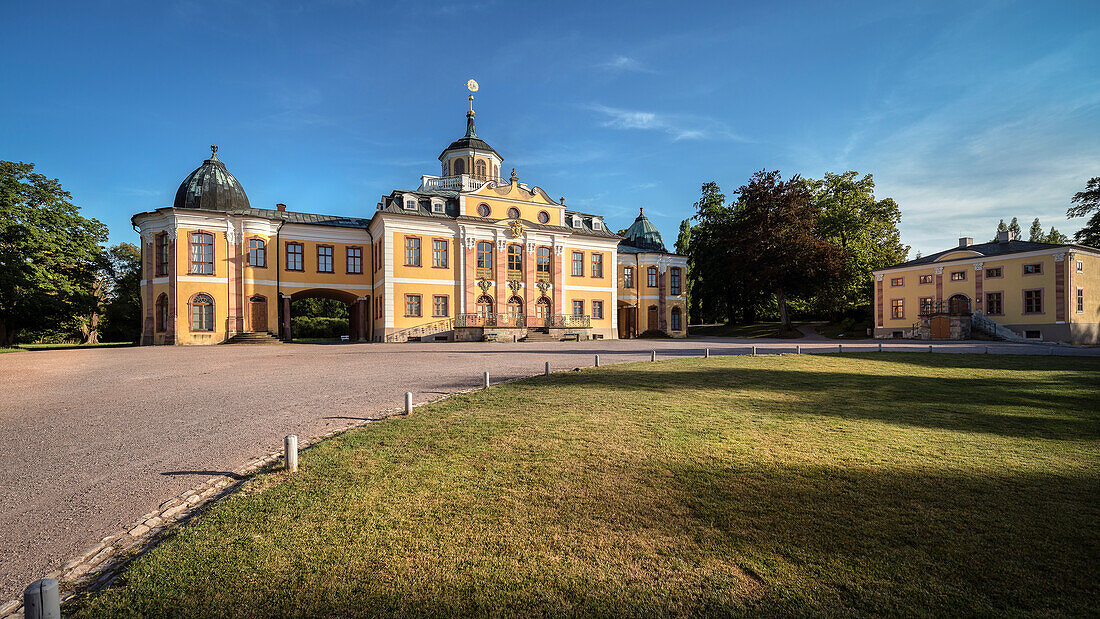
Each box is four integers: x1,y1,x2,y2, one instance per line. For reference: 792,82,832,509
816,319,873,340
15,342,135,351
0,347,22,354
690,321,805,338
74,354,1100,616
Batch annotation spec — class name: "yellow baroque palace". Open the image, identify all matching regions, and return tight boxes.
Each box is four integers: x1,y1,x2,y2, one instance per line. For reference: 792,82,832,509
133,102,688,345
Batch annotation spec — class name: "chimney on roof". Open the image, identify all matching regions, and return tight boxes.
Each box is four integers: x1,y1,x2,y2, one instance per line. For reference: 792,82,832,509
959,237,973,248
995,229,1013,243
276,203,286,212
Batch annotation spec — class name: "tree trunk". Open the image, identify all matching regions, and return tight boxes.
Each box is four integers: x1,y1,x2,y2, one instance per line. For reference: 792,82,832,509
0,319,13,348
777,288,791,330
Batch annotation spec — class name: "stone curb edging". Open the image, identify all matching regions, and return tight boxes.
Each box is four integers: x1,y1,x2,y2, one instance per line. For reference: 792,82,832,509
0,373,539,618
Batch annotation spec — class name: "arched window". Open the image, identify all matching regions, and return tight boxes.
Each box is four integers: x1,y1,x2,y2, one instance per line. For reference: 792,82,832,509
476,295,494,321
537,210,550,224
477,203,491,217
190,293,214,331
536,247,551,274
477,241,493,270
948,294,971,315
506,296,523,325
671,306,682,331
475,160,487,180
507,207,520,219
442,161,449,176
155,294,168,332
454,158,465,175
507,244,522,271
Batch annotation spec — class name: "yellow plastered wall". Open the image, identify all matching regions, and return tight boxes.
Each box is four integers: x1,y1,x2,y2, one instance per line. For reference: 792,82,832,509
465,184,561,222
1069,253,1100,324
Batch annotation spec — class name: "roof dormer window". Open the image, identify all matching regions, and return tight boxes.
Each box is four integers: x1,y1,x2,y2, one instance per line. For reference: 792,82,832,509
572,216,582,229
431,199,445,214
404,197,417,211
592,219,603,231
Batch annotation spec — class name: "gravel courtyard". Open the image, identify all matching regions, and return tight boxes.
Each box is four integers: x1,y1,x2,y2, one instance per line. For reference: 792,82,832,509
1,337,1096,600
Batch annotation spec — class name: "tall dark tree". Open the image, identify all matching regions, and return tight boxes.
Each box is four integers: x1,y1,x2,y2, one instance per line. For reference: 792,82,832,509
1068,176,1100,247
0,161,107,346
688,182,761,324
674,219,694,321
98,242,143,343
807,171,908,318
1008,217,1022,240
1029,218,1045,242
731,170,845,330
991,219,1008,242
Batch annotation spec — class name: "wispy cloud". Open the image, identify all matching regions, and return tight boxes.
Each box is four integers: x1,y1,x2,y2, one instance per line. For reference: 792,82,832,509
598,55,654,74
589,104,748,142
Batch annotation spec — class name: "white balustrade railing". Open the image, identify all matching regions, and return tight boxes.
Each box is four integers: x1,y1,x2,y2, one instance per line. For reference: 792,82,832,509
419,174,504,192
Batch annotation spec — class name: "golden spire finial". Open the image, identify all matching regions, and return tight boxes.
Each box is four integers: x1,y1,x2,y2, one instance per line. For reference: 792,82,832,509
466,79,479,114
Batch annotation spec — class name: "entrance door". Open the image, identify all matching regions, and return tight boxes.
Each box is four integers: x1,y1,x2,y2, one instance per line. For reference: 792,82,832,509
647,305,658,331
930,315,950,339
250,296,268,332
535,297,551,327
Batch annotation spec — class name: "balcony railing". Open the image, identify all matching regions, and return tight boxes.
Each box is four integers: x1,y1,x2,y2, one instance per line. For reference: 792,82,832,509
455,313,526,328
418,174,502,193
918,300,972,316
550,315,591,328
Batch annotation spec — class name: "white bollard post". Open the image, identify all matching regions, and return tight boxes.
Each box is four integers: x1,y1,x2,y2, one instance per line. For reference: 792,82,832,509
405,392,412,414
751,345,757,356
545,361,550,376
24,578,60,619
651,350,656,362
838,343,843,353
285,435,298,473
878,342,882,352
796,344,801,355
595,354,600,367
705,348,710,358
484,371,490,388
929,345,933,353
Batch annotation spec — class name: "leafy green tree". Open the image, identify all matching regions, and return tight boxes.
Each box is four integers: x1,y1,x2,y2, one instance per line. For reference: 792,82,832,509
1045,227,1069,244
807,171,908,318
1029,218,1045,242
674,219,694,321
993,219,1008,241
1068,176,1100,247
730,170,845,330
0,161,107,346
1008,217,1022,240
99,243,142,343
687,182,763,325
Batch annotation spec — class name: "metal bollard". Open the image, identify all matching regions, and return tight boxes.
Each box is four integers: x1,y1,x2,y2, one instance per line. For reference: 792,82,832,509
751,345,756,356
878,342,882,352
24,578,60,619
796,344,801,355
405,392,412,414
838,344,843,353
929,345,933,353
705,348,710,358
651,350,656,362
484,371,490,388
545,361,550,376
595,354,600,367
285,435,298,473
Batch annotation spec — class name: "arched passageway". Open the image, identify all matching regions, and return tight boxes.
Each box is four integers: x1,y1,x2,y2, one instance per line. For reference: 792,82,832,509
280,288,369,342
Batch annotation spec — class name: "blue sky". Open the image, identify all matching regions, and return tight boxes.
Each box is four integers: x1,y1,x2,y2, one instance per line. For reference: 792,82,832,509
2,0,1097,256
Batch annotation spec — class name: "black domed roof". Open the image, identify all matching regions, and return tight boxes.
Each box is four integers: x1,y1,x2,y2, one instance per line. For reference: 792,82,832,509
621,208,668,252
173,148,251,211
439,112,500,160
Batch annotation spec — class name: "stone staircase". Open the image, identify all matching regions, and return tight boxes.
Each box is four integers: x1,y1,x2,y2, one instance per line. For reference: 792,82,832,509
224,331,281,345
521,328,559,342
970,311,1027,342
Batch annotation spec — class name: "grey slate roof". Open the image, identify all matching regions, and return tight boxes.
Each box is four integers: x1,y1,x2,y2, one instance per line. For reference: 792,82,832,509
439,112,501,160
620,209,668,252
885,239,1074,269
241,207,372,229
173,154,251,211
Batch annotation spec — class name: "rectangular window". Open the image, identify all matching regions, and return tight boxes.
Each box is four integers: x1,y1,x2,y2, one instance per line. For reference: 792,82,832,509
508,245,522,271
286,242,303,271
919,296,935,314
890,298,904,319
890,277,904,287
249,239,266,268
591,253,603,278
1024,289,1043,314
1077,260,1084,273
405,294,422,317
671,309,682,331
190,232,214,274
346,247,362,274
1077,288,1085,314
985,267,1002,278
477,242,493,270
536,247,551,274
404,236,421,267
592,300,604,319
317,245,333,273
155,233,169,276
647,267,657,287
432,240,448,268
433,295,449,317
950,271,966,281
918,274,933,284
986,292,1003,315
572,251,584,276
1023,263,1042,275
572,300,584,317
623,267,634,288
671,267,682,295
